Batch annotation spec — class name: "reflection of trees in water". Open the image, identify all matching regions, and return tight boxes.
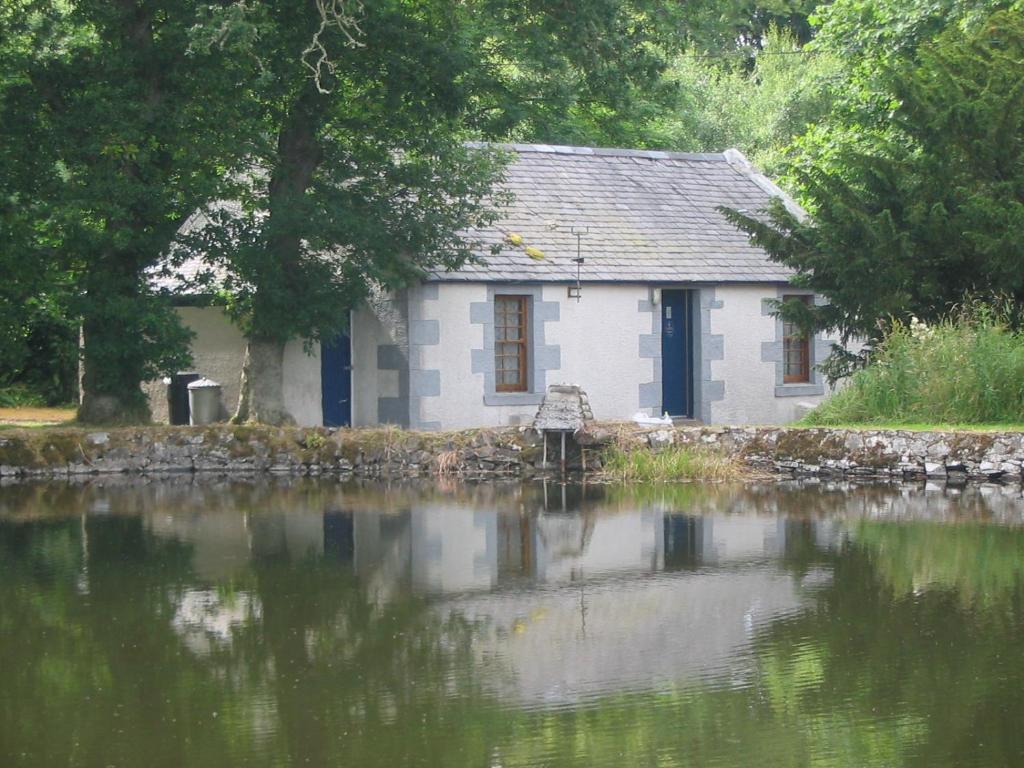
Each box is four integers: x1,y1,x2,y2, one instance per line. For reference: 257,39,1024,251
243,550,501,767
483,540,1024,768
2,479,1024,767
851,520,1024,607
0,513,505,767
0,515,267,767
746,541,1024,767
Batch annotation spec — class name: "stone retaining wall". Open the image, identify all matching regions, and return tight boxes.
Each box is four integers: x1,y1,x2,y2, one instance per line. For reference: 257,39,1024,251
0,426,536,480
638,426,1024,483
1,424,1022,484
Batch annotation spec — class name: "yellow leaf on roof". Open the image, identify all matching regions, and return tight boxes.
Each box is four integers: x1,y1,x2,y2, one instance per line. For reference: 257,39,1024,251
505,232,523,246
525,246,545,261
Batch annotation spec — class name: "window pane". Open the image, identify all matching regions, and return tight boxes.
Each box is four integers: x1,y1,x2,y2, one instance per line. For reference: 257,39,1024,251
494,296,528,391
784,339,809,381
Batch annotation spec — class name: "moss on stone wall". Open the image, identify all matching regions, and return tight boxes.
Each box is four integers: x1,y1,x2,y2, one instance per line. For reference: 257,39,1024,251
0,423,1022,485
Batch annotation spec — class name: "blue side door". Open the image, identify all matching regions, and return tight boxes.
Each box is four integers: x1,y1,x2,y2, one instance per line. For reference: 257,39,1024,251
320,333,352,427
661,290,693,418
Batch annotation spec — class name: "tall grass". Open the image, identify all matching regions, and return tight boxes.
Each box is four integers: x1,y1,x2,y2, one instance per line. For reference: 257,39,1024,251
805,305,1024,426
602,444,745,482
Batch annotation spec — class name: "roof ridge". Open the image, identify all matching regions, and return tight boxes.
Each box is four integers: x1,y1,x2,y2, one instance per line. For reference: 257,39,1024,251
722,147,807,221
466,141,728,162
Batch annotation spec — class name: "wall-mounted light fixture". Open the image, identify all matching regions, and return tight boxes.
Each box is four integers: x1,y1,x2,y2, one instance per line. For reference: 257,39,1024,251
568,226,587,302
651,288,662,306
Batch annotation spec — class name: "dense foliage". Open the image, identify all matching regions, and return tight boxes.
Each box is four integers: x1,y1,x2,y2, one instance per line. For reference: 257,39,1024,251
724,4,1024,363
3,0,1023,422
1,0,249,421
0,0,694,423
804,306,1024,425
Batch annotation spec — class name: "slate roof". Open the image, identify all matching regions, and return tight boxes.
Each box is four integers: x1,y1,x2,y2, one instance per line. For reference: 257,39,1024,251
150,201,242,295
439,143,799,284
155,143,798,294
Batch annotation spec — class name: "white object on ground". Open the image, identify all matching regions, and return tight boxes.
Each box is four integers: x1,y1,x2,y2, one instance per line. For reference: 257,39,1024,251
632,411,673,426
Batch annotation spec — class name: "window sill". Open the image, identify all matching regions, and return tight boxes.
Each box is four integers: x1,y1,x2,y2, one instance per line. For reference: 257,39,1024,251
484,392,544,406
775,383,824,398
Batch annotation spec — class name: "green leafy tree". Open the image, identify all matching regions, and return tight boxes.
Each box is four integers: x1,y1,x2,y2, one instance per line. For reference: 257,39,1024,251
675,0,819,52
0,2,77,404
723,9,1024,371
0,0,251,423
651,26,842,174
810,0,1011,58
183,0,686,424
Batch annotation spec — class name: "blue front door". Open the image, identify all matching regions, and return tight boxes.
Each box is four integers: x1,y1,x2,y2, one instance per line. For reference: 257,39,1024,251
661,290,694,418
320,333,351,427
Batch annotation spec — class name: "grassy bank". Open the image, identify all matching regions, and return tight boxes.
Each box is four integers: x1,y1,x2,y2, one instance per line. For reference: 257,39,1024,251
601,444,746,482
804,308,1024,427
796,421,1024,433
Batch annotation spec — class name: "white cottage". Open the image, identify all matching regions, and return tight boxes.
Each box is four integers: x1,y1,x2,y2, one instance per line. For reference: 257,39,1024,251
148,144,840,428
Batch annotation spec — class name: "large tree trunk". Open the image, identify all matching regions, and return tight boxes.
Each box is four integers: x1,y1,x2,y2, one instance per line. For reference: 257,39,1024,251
238,83,327,425
76,255,153,425
78,316,151,425
233,336,295,426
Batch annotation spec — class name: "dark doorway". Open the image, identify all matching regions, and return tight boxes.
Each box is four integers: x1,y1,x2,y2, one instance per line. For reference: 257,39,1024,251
661,290,694,418
320,333,352,427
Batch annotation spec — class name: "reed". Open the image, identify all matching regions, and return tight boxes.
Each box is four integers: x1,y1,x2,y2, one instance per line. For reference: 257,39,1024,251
601,443,745,482
805,305,1024,426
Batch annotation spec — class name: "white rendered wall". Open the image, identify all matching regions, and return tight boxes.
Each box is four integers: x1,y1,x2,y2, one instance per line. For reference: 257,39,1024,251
417,283,652,429
143,306,323,426
282,339,322,427
420,282,839,430
417,283,500,428
151,284,841,429
144,307,246,423
709,284,839,425
545,284,649,420
351,290,408,427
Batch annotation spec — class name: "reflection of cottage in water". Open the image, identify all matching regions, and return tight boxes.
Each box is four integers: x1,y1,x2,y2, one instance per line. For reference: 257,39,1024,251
146,498,839,705
344,506,839,705
434,512,836,705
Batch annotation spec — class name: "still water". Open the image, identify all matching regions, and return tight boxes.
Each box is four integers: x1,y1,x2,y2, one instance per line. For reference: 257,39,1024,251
1,478,1023,767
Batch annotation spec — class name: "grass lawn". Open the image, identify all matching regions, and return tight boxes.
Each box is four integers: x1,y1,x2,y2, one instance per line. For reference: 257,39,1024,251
795,421,1024,433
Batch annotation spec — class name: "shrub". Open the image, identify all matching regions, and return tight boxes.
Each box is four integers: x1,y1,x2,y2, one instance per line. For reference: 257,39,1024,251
0,386,47,409
804,305,1024,425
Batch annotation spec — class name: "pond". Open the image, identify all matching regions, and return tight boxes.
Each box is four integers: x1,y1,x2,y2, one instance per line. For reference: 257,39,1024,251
1,478,1023,767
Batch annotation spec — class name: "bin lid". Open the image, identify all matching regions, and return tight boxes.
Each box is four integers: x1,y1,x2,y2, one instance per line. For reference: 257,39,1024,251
187,377,222,390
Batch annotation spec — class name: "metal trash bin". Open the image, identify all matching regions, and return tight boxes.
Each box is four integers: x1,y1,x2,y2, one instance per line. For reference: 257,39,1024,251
186,378,223,426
